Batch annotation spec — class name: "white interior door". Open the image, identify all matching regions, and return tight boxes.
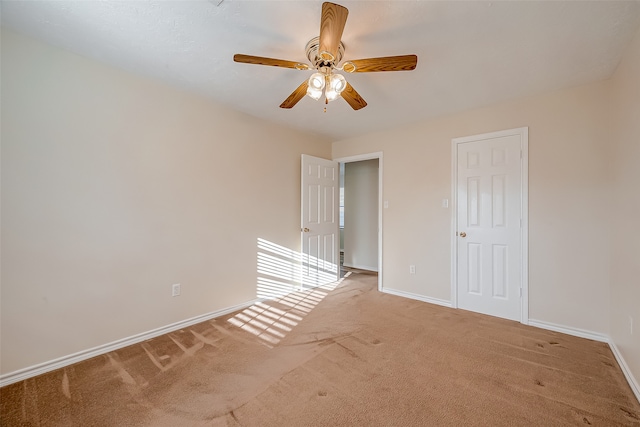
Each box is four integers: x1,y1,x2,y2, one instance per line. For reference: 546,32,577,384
301,155,339,288
454,129,527,322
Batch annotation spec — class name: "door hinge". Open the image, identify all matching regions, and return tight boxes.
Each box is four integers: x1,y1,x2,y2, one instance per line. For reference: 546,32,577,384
519,288,522,297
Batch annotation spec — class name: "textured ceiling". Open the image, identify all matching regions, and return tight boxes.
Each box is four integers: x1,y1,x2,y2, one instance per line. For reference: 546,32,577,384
2,1,640,141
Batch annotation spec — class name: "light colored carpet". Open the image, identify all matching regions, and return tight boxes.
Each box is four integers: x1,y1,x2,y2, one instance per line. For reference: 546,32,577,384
2,271,639,426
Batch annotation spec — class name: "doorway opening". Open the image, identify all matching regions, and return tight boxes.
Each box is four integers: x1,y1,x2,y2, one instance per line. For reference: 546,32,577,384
335,153,383,290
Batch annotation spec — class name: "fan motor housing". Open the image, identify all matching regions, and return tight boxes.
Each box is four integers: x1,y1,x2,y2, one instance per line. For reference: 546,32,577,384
305,36,345,69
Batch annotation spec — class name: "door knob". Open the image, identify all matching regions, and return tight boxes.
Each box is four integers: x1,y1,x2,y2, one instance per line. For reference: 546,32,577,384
302,227,310,232
459,232,467,238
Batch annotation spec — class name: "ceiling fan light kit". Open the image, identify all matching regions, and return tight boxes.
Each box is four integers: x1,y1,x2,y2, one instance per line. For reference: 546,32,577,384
307,71,347,102
233,2,418,111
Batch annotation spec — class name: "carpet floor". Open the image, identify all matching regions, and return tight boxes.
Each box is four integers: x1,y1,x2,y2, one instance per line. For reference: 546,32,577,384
1,271,639,426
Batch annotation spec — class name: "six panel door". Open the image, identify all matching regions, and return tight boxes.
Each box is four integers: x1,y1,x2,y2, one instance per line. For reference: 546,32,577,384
456,135,523,321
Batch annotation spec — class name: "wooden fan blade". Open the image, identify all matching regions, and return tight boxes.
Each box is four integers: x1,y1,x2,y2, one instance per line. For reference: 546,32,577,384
347,55,418,73
280,80,309,109
341,83,367,110
234,54,309,70
318,2,349,61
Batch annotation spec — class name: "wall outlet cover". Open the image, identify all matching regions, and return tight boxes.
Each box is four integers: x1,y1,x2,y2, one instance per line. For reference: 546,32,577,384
172,283,181,297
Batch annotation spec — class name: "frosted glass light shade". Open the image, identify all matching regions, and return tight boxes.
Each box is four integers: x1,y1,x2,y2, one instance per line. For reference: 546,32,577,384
308,73,325,91
307,72,326,100
325,88,340,102
329,73,347,94
307,87,323,100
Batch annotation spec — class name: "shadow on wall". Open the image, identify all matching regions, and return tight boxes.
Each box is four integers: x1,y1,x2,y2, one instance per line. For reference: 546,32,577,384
226,238,345,348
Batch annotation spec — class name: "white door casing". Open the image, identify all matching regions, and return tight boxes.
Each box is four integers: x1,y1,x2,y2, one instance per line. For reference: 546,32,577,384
334,152,384,292
451,128,528,323
301,155,340,288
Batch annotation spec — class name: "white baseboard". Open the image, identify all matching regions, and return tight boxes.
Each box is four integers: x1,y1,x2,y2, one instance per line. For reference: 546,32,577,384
0,298,260,388
343,263,378,272
527,319,609,342
528,318,639,404
381,287,452,308
609,341,640,403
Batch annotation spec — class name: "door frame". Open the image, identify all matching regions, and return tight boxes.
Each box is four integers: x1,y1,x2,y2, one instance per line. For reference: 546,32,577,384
334,152,383,292
450,127,529,324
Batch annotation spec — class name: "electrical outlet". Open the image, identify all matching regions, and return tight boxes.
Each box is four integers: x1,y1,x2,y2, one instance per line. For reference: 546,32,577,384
172,283,181,297
409,265,416,275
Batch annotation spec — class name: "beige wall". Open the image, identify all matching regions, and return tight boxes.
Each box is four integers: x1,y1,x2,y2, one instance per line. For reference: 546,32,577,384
610,27,640,386
0,30,331,374
333,81,613,334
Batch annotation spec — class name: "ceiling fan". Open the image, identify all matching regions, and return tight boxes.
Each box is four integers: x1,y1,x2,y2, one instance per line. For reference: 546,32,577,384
233,2,418,111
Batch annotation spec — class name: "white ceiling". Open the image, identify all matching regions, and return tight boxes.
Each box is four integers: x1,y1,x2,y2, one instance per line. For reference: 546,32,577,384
2,1,640,141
